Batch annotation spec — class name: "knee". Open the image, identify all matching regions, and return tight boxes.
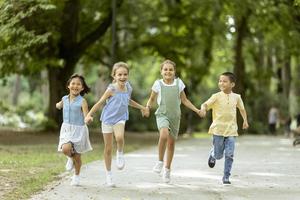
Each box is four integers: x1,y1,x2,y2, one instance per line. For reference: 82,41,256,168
160,129,169,140
167,138,175,148
104,145,113,156
225,152,234,160
115,136,124,144
214,154,223,160
62,145,71,156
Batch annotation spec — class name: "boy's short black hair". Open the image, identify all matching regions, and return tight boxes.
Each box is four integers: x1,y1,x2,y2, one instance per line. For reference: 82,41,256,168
221,72,236,83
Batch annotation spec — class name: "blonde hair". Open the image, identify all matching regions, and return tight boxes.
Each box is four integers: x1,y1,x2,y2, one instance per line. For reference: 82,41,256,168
160,59,176,71
111,61,129,77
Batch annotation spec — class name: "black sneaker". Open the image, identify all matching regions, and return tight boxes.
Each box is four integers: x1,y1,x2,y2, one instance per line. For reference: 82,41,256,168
222,177,231,185
208,155,216,168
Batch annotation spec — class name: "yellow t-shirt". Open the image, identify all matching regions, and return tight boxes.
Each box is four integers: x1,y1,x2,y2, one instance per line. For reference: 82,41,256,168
204,91,245,136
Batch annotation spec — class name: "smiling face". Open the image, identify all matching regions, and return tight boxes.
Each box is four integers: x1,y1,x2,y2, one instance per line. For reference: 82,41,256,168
67,77,84,97
161,63,175,82
113,66,129,87
218,75,235,93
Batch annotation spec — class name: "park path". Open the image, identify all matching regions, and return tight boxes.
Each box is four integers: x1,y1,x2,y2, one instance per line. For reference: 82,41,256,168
30,135,300,200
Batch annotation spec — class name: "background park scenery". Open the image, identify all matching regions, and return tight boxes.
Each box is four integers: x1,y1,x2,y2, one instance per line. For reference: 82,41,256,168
1,0,300,199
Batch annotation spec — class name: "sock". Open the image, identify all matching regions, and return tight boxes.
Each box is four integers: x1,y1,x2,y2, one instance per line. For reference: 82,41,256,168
106,171,112,176
164,167,170,172
117,150,123,155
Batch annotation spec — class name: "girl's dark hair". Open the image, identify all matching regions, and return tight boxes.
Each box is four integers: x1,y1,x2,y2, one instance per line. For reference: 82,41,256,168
221,72,236,83
66,74,91,96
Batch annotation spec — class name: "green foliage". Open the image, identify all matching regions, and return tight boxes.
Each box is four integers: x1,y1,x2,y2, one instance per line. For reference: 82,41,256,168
0,0,55,76
1,0,300,134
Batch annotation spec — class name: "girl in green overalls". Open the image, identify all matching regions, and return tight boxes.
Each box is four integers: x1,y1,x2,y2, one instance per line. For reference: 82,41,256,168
145,59,201,183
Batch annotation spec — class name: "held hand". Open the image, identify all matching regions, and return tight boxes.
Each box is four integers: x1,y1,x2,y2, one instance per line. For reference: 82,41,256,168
242,121,249,129
141,107,150,118
85,115,93,124
198,109,206,118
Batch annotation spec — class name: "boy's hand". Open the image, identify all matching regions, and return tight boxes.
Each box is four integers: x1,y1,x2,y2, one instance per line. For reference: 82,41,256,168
198,108,206,118
242,121,249,129
85,116,93,124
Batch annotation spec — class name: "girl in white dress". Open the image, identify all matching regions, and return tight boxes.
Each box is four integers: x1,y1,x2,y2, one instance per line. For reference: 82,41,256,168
56,74,93,186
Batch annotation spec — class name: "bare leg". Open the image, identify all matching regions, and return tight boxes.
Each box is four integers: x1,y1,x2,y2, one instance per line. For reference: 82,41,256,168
158,128,169,162
61,143,73,157
165,134,175,169
73,153,82,175
113,123,125,152
103,133,113,171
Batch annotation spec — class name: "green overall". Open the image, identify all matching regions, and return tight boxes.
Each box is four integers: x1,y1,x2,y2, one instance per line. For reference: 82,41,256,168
155,79,181,139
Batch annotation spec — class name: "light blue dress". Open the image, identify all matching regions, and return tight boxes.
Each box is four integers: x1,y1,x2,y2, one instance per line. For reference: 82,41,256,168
100,82,132,125
58,95,92,153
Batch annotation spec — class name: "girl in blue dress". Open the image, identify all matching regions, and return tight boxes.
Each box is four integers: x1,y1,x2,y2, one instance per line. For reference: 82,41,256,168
56,74,92,186
85,62,147,187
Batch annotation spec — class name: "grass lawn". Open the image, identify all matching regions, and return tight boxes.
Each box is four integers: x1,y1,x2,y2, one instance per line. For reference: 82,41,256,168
0,129,158,200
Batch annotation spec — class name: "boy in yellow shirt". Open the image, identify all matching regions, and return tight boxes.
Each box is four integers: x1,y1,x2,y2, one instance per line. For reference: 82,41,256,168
200,72,249,184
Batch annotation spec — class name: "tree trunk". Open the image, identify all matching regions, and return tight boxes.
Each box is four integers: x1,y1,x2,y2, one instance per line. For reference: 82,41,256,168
233,10,250,134
47,58,79,128
41,70,49,109
185,1,222,134
281,54,291,99
45,0,121,129
233,14,248,98
292,56,300,114
12,74,21,106
111,0,117,64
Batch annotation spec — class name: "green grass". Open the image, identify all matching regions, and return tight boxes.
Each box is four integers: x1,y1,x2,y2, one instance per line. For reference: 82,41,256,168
0,131,157,200
191,132,211,139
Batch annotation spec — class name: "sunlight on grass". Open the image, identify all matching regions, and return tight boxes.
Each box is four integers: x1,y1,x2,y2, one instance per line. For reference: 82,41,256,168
0,132,157,200
192,132,210,139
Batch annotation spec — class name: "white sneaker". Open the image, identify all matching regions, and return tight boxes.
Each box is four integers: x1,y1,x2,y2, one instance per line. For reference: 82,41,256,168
153,161,163,174
162,168,170,183
106,173,115,187
65,157,74,171
116,151,125,170
70,175,80,186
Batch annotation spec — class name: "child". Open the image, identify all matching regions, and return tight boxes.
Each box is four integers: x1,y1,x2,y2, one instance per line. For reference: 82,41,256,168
268,105,279,135
56,74,93,186
85,62,147,187
144,59,201,183
199,72,249,185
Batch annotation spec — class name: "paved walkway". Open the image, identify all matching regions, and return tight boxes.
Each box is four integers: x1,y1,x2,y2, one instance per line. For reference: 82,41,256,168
30,136,300,200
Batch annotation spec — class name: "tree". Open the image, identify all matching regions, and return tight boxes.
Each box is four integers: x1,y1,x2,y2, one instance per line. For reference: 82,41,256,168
1,0,123,127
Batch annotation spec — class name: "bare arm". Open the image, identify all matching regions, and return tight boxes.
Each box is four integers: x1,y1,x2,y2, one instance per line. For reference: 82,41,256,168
237,96,249,129
129,99,147,117
239,108,249,129
129,99,146,110
81,99,89,118
144,91,158,117
180,91,200,114
56,100,63,110
199,94,217,117
84,89,112,124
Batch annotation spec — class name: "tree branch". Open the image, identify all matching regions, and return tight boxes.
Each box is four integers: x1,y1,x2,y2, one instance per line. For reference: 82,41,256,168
76,0,123,57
